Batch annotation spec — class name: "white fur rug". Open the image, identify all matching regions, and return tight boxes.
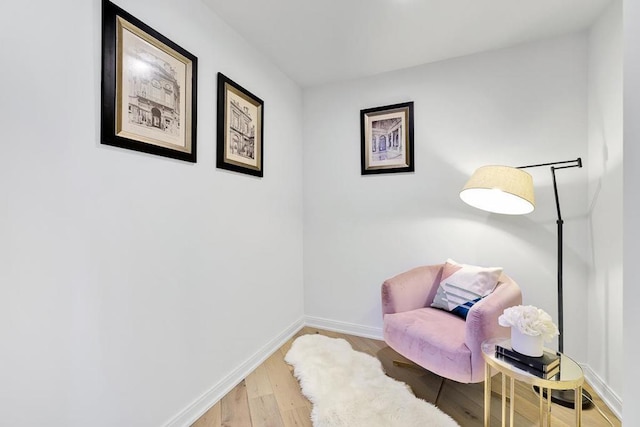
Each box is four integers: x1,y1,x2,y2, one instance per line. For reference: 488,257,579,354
285,334,460,427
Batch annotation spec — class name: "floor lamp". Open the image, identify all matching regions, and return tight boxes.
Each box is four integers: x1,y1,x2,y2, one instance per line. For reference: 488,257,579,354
459,157,592,409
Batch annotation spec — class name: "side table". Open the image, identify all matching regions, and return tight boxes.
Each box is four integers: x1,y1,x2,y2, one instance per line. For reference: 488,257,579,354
481,338,584,427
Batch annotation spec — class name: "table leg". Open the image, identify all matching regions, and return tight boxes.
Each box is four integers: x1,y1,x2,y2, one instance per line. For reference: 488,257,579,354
484,363,491,427
501,373,507,427
538,387,543,427
509,376,515,427
546,387,552,426
575,386,583,427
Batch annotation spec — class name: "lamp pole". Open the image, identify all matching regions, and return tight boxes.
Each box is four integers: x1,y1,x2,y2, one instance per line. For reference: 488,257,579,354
517,158,590,409
516,158,581,353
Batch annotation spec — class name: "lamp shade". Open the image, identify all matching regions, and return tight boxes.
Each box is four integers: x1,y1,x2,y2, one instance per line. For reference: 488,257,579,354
460,165,535,215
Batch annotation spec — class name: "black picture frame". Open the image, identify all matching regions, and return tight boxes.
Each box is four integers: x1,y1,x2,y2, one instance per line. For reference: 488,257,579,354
101,0,198,163
217,73,264,177
360,102,414,175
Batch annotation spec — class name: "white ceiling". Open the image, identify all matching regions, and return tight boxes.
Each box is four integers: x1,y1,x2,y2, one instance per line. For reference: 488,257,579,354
202,0,611,88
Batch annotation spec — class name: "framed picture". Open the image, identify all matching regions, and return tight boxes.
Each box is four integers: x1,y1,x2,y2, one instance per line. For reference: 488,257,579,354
360,102,414,175
217,73,264,177
101,0,198,163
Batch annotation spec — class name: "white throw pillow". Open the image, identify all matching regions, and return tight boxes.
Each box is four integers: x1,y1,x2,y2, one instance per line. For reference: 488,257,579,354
430,259,502,319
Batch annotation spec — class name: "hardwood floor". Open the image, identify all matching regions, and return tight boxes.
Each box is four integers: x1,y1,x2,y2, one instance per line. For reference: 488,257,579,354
192,327,620,427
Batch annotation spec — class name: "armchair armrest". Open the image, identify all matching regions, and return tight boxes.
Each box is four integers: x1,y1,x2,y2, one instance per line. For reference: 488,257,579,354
464,276,522,382
464,276,523,351
381,265,444,316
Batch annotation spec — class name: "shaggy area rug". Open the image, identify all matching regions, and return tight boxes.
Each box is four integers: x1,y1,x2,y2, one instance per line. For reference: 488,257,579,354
285,334,460,427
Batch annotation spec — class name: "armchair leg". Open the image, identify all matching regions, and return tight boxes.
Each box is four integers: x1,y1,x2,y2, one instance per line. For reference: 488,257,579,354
435,377,446,407
392,359,447,406
392,359,422,370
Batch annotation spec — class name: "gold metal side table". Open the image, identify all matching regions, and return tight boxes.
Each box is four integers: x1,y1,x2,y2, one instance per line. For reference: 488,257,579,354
481,338,584,427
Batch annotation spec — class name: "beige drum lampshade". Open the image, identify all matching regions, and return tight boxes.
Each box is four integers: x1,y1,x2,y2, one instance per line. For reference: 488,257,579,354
460,165,535,215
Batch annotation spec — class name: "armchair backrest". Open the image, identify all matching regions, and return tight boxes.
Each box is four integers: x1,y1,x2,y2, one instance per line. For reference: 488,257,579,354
381,264,521,317
381,264,444,316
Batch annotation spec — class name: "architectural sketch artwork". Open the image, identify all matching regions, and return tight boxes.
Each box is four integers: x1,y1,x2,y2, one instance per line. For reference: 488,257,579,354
360,101,413,175
126,48,181,136
120,28,187,148
227,92,256,161
216,72,263,176
370,118,403,162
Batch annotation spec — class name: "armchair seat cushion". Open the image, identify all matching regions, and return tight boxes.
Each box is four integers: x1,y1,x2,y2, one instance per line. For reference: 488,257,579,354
383,307,472,383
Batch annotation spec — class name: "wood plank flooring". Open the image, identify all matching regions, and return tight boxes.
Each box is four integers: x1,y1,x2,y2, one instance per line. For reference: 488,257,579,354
192,327,620,427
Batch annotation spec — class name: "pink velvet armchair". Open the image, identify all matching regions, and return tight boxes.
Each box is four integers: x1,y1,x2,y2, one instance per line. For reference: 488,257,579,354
382,264,522,384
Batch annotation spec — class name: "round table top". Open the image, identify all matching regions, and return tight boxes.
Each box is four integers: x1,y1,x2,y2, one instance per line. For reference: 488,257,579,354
482,337,584,389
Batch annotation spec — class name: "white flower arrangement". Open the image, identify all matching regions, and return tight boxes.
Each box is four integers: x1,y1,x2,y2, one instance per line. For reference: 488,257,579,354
498,305,559,342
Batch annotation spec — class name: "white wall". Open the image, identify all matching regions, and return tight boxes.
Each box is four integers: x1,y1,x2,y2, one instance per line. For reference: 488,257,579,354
0,1,304,426
586,0,623,414
624,0,640,423
303,34,590,359
1,1,627,424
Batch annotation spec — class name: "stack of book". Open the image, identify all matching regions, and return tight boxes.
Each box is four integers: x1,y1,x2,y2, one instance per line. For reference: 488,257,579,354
495,342,560,379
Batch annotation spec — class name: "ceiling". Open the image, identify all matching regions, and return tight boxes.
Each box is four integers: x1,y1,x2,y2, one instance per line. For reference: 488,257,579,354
202,0,611,88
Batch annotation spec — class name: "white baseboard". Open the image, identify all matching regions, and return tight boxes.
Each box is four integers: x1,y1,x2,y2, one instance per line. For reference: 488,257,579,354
304,315,383,340
163,317,305,427
582,364,622,421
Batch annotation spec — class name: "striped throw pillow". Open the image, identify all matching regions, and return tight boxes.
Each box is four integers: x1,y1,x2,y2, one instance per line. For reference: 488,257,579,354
431,259,502,319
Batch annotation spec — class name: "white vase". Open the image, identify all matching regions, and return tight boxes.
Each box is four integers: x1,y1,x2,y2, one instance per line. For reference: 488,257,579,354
511,327,543,357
